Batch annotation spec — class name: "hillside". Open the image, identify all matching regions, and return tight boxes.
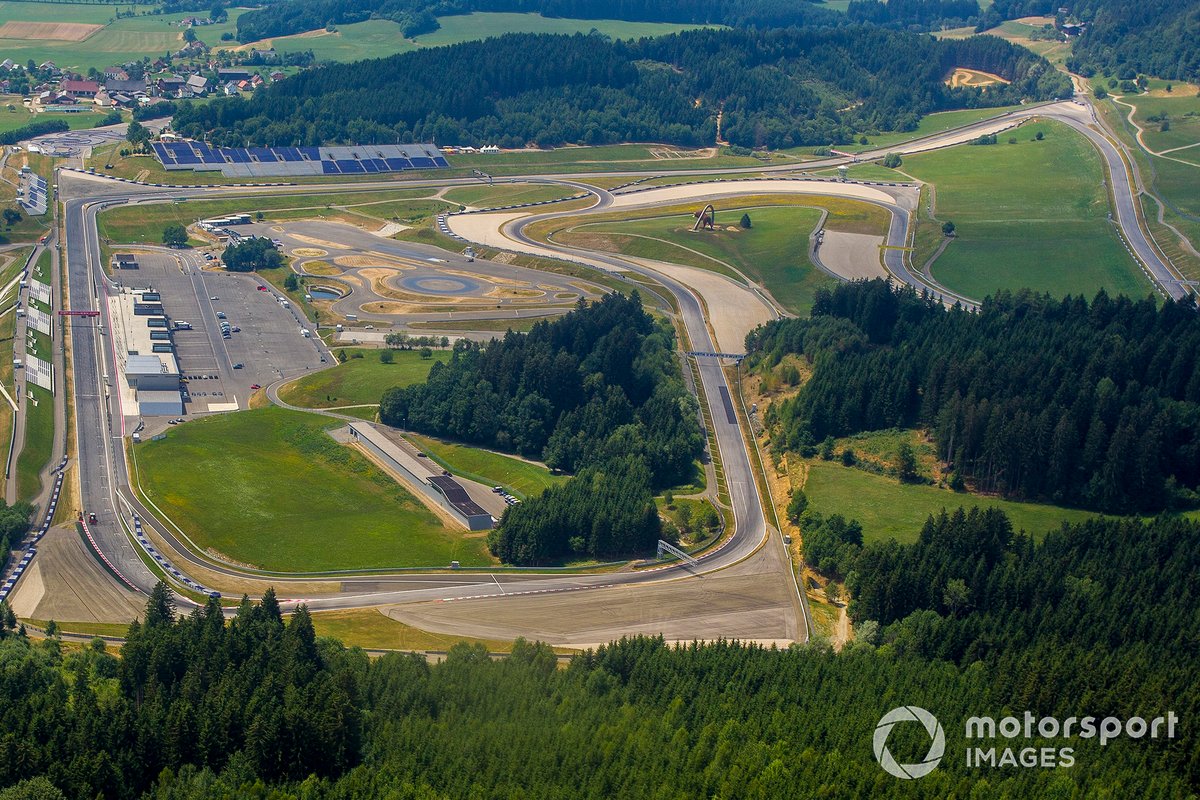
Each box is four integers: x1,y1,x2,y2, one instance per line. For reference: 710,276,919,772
234,0,842,42
170,27,1071,148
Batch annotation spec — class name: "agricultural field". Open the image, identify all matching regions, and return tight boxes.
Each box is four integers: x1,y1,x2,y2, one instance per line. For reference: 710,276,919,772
801,460,1099,545
0,5,247,72
244,12,720,64
279,348,445,409
555,197,888,313
903,119,1148,300
132,407,492,571
406,433,566,499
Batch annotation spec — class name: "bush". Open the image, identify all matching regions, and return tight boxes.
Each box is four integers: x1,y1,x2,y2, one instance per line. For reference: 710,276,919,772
379,349,394,364
162,224,188,248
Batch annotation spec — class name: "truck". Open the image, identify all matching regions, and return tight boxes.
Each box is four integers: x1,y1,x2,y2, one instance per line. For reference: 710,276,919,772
173,321,192,330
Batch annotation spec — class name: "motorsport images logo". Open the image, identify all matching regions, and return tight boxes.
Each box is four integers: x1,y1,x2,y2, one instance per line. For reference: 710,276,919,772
873,706,945,779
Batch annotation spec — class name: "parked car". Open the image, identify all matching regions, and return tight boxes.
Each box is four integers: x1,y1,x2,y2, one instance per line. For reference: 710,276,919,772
250,384,261,390
232,363,243,369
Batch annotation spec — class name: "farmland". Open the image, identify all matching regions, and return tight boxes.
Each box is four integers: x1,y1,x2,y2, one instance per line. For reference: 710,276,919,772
0,5,246,72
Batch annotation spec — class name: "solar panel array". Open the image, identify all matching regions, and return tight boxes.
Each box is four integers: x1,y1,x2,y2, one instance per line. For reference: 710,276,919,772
19,173,48,216
152,140,449,178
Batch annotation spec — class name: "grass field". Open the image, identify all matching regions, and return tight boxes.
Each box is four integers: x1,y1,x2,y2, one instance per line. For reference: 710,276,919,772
133,407,492,571
96,189,442,244
248,12,718,64
0,101,110,136
406,433,566,499
802,460,1099,544
837,105,1026,153
557,198,888,313
279,348,444,408
309,608,524,652
903,119,1148,300
409,315,562,334
0,6,246,72
17,384,53,501
442,183,578,209
1120,93,1200,153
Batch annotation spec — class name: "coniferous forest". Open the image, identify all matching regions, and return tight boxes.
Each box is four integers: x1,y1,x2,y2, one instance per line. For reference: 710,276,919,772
379,293,702,564
2,508,1198,798
747,281,1200,514
169,28,1070,148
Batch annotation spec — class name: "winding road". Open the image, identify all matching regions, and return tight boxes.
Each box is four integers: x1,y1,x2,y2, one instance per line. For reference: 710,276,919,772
40,93,1188,643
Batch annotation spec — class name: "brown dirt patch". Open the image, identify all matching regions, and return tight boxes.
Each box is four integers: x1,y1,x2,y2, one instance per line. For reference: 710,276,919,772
291,247,327,257
945,68,1010,88
335,255,414,270
0,21,103,41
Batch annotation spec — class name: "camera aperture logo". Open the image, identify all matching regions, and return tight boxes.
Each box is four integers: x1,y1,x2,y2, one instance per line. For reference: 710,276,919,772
873,706,945,779
874,707,1179,778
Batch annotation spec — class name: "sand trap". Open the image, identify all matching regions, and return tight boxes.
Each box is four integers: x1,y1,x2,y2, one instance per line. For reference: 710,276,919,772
818,231,887,280
7,562,44,617
946,68,1009,88
608,180,900,210
448,212,528,249
630,257,775,352
292,233,349,249
336,255,414,270
0,21,102,41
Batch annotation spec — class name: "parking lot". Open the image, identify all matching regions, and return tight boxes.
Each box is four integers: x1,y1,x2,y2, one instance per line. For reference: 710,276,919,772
112,251,327,417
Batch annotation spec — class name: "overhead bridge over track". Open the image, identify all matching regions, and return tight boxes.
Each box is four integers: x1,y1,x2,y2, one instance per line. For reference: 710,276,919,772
657,540,698,568
687,351,745,360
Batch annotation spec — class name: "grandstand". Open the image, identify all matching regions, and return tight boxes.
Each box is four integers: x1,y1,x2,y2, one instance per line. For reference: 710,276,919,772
151,141,448,178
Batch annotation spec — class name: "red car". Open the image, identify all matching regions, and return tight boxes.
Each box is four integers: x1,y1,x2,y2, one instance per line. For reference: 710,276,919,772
257,285,268,291
251,384,262,390
87,512,97,524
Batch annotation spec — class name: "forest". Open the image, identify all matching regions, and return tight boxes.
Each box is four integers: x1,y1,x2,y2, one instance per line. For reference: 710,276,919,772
977,0,1200,82
234,0,844,42
747,280,1200,514
846,0,982,29
0,501,31,573
2,506,1198,800
379,293,701,563
168,28,1070,149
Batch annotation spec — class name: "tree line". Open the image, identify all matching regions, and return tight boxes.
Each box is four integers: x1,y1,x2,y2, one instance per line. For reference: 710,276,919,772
0,501,32,574
747,280,1200,514
380,293,701,563
234,0,844,43
2,529,1198,800
168,27,1070,149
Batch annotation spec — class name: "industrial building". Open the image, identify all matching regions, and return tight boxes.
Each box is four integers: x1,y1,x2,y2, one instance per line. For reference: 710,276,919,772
347,423,496,531
110,289,183,417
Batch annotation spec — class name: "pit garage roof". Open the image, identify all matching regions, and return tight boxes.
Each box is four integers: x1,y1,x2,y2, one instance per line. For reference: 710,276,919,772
428,475,489,518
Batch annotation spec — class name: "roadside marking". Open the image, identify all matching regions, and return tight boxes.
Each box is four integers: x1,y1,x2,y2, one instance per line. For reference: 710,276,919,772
491,573,505,595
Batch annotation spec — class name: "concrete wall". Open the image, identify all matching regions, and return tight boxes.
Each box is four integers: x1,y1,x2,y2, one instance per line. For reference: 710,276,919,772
347,423,486,531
